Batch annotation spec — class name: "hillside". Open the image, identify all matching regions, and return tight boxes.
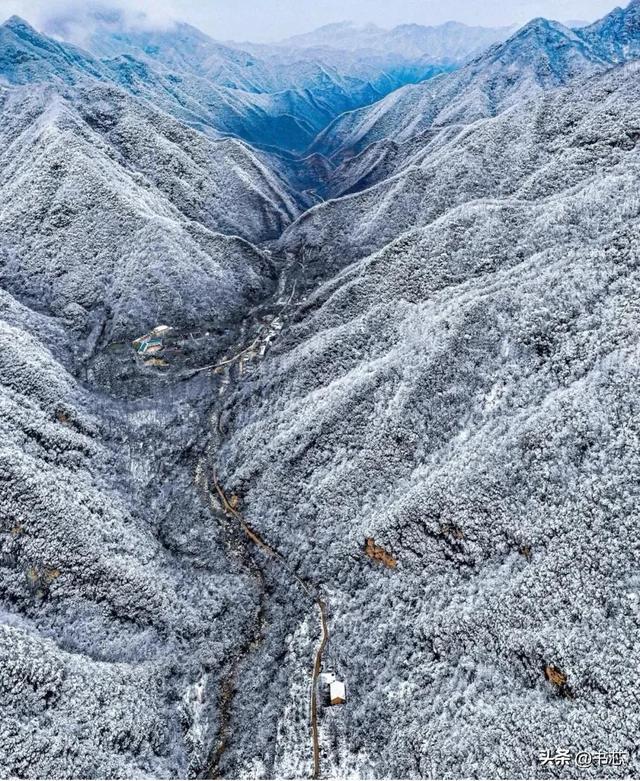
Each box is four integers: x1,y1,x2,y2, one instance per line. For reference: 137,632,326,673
1,2,640,779
580,0,640,61
305,2,640,201
279,58,640,272
0,281,264,777
216,59,640,777
282,0,640,266
310,17,610,165
0,81,293,339
38,12,451,154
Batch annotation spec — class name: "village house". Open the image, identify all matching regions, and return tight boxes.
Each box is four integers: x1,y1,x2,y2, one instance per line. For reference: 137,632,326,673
329,680,346,706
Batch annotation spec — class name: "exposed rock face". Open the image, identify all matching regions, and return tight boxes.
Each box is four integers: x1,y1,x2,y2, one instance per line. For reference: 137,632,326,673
364,538,397,568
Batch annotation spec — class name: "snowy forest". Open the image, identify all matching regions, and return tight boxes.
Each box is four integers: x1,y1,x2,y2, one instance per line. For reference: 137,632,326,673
1,0,640,778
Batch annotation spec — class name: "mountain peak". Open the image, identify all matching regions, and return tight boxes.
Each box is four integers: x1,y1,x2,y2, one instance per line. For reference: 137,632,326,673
518,17,564,33
309,21,357,32
580,0,640,60
623,0,640,16
0,15,55,48
502,16,576,46
2,15,36,32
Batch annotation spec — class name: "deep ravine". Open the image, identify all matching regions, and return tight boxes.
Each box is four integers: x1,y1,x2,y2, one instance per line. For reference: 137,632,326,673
187,269,333,779
5,6,640,778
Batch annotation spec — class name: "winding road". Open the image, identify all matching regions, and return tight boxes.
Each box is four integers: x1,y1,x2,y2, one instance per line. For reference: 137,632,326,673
206,476,330,779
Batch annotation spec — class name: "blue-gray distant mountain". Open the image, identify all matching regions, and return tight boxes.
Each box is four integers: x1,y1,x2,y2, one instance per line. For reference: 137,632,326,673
580,0,640,61
277,19,514,61
38,10,452,154
311,17,613,165
0,15,110,84
305,0,640,205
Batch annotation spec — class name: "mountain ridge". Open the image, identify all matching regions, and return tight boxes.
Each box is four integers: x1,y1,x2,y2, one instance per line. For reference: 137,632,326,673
273,18,514,60
2,1,640,778
0,14,446,158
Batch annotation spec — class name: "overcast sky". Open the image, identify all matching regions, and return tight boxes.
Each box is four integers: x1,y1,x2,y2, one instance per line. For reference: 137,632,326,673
0,0,623,41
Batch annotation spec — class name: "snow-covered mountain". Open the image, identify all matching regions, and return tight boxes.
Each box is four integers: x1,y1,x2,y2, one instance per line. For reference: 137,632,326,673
0,15,111,84
37,11,452,155
0,14,439,161
278,19,513,61
0,78,298,339
217,57,640,777
288,0,640,227
310,17,611,166
580,0,640,61
0,275,264,776
49,13,284,92
281,15,614,260
2,1,640,778
308,0,640,195
281,51,640,268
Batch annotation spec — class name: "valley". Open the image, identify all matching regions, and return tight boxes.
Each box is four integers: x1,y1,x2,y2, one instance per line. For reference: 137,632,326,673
1,2,640,779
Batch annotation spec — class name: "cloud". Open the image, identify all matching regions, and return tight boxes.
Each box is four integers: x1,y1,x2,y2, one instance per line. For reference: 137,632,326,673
0,0,621,43
1,0,180,45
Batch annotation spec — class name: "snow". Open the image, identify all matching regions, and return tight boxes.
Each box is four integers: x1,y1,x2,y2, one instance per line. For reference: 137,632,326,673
0,81,289,339
308,9,637,171
216,41,640,780
2,0,640,776
275,19,512,60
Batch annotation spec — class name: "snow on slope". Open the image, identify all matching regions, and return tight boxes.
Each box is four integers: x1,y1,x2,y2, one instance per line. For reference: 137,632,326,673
97,30,451,154
283,0,640,266
55,11,450,98
214,60,640,777
0,16,318,154
0,15,111,85
2,3,640,778
0,286,262,777
307,1,640,202
0,81,299,338
0,25,292,768
39,11,452,155
278,20,513,61
70,82,299,237
580,0,640,62
45,10,331,95
281,57,640,273
311,17,609,164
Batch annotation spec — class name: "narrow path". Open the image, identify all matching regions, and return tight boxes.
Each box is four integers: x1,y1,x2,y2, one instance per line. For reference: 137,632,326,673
200,500,267,780
210,476,330,778
310,598,329,779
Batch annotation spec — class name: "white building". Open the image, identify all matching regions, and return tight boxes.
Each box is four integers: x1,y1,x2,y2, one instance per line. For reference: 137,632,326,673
329,680,346,706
